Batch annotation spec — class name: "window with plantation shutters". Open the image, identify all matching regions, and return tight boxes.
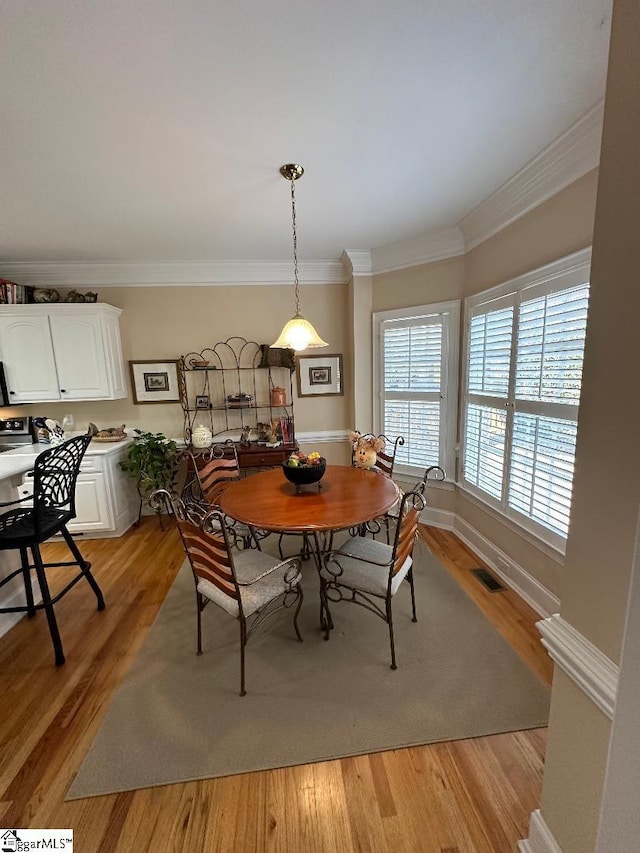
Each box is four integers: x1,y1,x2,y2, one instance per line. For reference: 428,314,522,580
461,249,591,549
374,301,459,478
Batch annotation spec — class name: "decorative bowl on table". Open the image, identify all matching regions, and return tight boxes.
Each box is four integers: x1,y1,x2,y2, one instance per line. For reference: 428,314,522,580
282,453,326,493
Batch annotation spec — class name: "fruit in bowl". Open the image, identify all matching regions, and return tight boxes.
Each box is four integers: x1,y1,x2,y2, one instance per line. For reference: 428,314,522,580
282,452,326,492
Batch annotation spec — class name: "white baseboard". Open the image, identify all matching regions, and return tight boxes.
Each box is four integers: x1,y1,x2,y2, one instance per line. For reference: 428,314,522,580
382,503,556,617
419,507,559,618
453,516,560,618
519,810,563,853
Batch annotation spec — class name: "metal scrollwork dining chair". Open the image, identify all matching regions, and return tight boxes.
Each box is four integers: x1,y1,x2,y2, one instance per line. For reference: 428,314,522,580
320,488,426,670
349,431,405,539
153,490,304,696
181,442,268,549
384,464,446,544
0,433,105,666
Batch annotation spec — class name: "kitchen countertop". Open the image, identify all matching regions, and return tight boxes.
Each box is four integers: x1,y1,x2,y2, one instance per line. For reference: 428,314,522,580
0,436,132,481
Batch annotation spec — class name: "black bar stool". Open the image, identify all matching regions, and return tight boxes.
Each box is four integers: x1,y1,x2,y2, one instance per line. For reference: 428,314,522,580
0,433,105,665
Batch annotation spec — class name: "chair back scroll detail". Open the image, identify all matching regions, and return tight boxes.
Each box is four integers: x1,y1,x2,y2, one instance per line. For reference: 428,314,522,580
350,431,404,478
177,513,241,608
181,442,240,507
33,433,92,536
391,500,422,577
375,434,404,478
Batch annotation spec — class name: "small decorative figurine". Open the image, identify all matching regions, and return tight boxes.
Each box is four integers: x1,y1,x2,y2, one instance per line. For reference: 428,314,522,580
348,431,385,470
240,425,252,446
33,288,60,303
45,418,65,446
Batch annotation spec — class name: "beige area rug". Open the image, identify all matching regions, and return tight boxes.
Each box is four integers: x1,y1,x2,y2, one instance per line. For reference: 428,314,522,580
66,540,549,799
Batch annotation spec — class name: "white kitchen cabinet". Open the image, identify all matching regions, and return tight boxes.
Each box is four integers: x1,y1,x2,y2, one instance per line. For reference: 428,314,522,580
16,440,137,538
0,303,127,403
69,443,137,537
71,470,113,533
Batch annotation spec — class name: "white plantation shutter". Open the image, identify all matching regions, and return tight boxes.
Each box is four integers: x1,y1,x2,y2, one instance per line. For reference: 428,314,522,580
383,323,441,392
464,404,506,500
509,413,577,536
462,252,590,546
468,302,513,397
375,302,459,475
515,284,589,403
384,400,440,468
464,296,514,501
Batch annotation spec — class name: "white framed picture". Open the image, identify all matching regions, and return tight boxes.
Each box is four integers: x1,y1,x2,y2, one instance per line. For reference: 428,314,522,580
129,360,182,404
296,354,343,397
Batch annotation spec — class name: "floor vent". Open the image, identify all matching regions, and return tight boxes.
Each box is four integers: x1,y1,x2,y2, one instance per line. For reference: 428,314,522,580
470,567,506,593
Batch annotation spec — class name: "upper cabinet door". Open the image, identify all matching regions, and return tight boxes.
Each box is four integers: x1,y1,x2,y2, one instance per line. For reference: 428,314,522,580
0,303,126,403
0,314,61,402
49,312,111,400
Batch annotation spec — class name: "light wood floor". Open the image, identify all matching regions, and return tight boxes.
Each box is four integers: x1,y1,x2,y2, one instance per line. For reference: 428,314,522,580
0,518,551,852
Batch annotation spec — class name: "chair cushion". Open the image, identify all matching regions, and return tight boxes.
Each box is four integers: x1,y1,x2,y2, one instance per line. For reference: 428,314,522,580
320,535,412,597
197,549,301,618
0,506,71,549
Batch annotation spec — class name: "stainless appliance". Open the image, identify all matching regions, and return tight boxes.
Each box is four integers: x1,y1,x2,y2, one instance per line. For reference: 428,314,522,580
0,416,34,453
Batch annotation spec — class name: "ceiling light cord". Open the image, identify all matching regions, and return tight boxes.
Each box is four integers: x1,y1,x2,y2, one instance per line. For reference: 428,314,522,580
290,177,301,317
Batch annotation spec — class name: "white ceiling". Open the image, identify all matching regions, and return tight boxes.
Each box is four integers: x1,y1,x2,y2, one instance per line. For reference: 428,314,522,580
0,0,612,274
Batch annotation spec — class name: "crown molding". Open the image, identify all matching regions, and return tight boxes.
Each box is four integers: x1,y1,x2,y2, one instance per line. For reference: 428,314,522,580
459,101,604,251
341,250,372,277
370,227,465,274
0,260,348,287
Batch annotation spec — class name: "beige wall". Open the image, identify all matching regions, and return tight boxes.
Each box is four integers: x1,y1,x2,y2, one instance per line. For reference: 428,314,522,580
464,169,599,298
457,171,599,598
372,255,465,312
4,283,351,460
539,1,640,848
542,672,613,852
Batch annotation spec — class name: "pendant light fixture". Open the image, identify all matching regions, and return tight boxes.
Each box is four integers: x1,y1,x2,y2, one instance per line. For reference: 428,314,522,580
272,163,328,351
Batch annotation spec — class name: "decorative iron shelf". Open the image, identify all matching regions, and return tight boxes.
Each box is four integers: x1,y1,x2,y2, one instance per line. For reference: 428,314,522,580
178,337,296,448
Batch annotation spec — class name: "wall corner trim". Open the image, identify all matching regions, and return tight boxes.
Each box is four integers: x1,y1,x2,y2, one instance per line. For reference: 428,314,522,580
518,809,564,853
537,614,619,719
341,250,372,277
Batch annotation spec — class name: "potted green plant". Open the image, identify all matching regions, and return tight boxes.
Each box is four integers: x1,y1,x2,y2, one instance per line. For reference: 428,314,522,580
119,429,181,525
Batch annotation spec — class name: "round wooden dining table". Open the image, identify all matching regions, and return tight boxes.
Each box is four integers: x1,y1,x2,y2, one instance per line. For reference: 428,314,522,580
220,464,400,629
219,464,400,536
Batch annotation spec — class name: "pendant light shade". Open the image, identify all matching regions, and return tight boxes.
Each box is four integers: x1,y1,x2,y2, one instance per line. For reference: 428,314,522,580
272,315,328,350
272,164,328,352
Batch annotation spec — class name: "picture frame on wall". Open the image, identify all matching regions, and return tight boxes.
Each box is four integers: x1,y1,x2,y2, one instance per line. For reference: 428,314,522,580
129,360,182,404
296,353,343,397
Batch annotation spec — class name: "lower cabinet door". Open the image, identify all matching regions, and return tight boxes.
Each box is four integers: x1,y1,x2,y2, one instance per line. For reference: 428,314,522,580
68,472,114,533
